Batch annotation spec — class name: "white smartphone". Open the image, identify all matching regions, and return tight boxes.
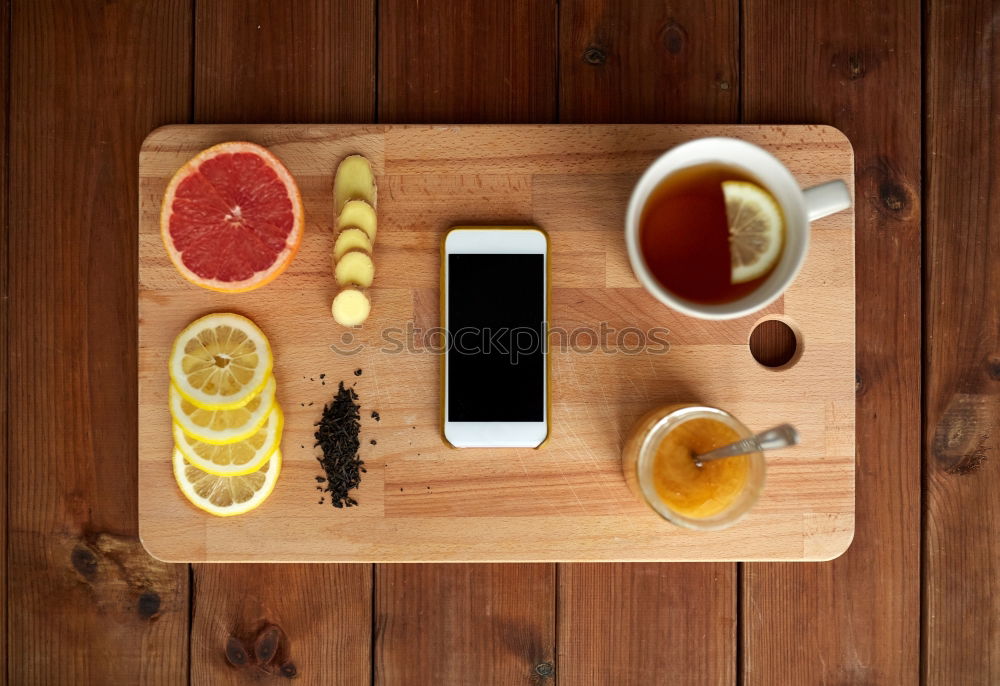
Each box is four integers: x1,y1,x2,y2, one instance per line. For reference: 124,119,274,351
442,226,549,448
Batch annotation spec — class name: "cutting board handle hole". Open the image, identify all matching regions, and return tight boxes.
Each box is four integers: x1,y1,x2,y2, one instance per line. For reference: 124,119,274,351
749,317,802,369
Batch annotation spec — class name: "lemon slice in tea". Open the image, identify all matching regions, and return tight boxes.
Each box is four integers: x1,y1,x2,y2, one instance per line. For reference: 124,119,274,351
169,312,273,410
173,447,281,517
173,405,283,476
722,181,785,284
170,376,276,444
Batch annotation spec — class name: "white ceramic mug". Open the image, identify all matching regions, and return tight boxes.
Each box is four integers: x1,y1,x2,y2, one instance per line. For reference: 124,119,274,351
625,137,852,320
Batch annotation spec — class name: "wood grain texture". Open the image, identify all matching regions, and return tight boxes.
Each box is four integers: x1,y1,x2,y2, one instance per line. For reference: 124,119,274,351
7,1,191,682
191,565,372,685
195,0,374,124
138,124,854,562
555,5,741,683
376,14,557,685
559,0,738,124
748,319,798,368
0,1,8,679
374,565,554,684
559,563,735,685
378,0,557,123
189,5,375,685
742,0,921,683
924,0,1000,682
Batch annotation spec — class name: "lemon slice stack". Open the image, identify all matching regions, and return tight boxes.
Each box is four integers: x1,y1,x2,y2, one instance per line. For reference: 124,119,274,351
168,313,284,516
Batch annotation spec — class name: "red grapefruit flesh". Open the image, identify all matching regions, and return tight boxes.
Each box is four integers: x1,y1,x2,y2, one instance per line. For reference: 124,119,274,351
160,142,304,292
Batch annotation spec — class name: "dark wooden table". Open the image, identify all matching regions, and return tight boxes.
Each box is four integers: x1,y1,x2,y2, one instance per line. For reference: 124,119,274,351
3,0,996,683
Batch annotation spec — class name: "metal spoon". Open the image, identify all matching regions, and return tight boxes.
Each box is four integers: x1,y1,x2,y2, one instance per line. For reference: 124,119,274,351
692,423,799,468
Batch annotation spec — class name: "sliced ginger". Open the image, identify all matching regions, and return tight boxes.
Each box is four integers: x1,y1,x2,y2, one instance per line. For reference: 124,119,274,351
337,199,377,242
331,287,371,327
333,228,373,261
334,249,375,288
331,155,377,327
334,155,377,215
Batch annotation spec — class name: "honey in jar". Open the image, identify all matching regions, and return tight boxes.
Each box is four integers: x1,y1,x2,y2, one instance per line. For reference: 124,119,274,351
649,417,748,518
622,404,765,529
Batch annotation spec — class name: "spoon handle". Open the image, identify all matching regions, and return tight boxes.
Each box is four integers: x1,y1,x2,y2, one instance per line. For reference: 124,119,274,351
695,424,799,464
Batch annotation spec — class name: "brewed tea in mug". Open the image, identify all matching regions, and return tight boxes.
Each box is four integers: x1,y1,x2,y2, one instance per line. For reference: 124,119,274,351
639,163,782,305
625,137,853,321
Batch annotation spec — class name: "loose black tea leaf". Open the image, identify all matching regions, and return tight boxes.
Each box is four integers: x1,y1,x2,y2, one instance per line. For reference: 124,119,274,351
371,411,380,422
370,439,377,445
314,381,365,508
354,368,363,376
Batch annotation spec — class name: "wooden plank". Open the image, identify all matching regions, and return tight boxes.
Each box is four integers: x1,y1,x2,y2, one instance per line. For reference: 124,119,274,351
0,1,8,679
188,2,375,684
191,565,372,684
556,2,740,683
376,3,555,682
378,0,557,123
742,0,921,683
559,564,735,685
559,0,738,124
138,124,854,563
6,1,191,682
375,565,555,683
195,0,374,124
924,1,1000,682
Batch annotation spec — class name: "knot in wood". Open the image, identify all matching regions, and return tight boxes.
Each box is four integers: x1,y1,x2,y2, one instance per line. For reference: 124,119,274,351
254,624,281,665
932,394,992,475
987,355,1000,381
225,637,249,667
582,46,606,65
847,53,866,80
535,662,555,678
137,591,161,619
71,545,98,580
878,179,909,213
662,22,686,55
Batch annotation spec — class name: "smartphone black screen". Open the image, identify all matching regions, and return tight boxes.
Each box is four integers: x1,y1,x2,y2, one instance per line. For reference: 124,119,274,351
447,253,545,422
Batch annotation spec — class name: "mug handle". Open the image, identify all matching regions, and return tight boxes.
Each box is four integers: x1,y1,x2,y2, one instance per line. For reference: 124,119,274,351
803,180,852,222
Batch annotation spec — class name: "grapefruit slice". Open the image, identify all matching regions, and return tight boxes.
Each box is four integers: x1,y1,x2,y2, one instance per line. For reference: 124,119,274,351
160,142,304,292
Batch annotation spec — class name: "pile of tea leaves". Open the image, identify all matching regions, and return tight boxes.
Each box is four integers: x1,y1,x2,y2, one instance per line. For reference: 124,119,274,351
314,381,366,507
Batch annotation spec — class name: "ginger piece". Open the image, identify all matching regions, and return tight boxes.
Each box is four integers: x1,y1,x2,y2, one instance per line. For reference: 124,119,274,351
331,287,371,326
333,227,373,261
334,155,376,215
337,199,377,242
331,155,378,327
334,249,375,288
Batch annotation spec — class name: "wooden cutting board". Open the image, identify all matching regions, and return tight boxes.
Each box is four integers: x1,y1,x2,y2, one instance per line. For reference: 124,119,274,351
138,124,855,562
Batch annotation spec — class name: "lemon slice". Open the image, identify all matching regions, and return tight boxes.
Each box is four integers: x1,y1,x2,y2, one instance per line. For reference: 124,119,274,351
173,447,281,516
169,313,273,410
173,406,283,476
170,376,276,444
722,181,785,284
